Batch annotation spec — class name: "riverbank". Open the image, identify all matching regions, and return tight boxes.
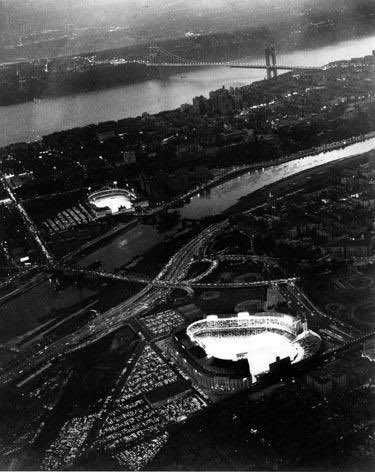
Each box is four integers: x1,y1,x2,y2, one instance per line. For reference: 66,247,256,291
93,143,375,281
225,148,374,216
62,218,138,263
149,132,375,217
63,135,375,274
0,62,165,107
1,133,374,347
0,34,374,149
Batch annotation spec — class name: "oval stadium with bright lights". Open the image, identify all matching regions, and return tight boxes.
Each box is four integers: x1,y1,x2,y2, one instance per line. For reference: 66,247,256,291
170,312,321,393
88,187,148,216
89,188,135,214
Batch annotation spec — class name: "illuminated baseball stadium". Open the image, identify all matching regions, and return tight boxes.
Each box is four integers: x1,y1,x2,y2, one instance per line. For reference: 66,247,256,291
88,187,148,215
186,312,321,379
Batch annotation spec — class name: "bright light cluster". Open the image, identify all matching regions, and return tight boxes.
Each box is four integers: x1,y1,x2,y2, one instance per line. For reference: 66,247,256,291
89,188,136,214
187,312,320,378
91,194,132,212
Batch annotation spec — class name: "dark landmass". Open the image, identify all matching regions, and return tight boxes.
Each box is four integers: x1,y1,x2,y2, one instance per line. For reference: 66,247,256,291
1,0,374,106
1,0,374,63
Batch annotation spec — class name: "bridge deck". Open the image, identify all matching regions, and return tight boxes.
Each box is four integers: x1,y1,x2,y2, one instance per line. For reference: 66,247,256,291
145,62,320,71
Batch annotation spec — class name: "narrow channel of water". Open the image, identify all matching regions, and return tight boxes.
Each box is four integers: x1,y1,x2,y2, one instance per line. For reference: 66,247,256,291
0,138,375,343
79,137,375,271
180,137,375,219
1,137,374,342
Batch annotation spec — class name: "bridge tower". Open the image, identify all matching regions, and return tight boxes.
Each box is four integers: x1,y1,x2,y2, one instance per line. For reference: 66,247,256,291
265,45,277,79
149,44,161,64
148,44,167,78
265,46,272,80
270,45,277,78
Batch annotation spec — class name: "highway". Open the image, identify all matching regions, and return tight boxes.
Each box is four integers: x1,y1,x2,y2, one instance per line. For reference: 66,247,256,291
2,131,374,386
275,278,357,336
0,173,54,263
0,222,226,386
54,264,298,289
0,205,367,388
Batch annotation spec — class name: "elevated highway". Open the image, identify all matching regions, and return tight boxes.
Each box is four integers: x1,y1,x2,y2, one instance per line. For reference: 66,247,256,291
53,264,298,289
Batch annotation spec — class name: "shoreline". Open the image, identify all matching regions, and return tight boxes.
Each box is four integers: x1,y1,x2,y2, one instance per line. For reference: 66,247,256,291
61,135,375,267
1,34,374,150
151,132,375,217
0,30,373,110
62,218,138,263
225,148,374,216
0,140,373,348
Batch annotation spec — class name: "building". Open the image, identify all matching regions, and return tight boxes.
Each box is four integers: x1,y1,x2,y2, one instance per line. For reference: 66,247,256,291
168,333,253,394
306,360,348,396
88,187,148,216
362,337,375,362
209,86,235,114
306,373,333,396
122,150,136,165
192,95,210,114
169,312,321,394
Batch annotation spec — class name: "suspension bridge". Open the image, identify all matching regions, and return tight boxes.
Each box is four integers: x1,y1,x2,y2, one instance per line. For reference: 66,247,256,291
145,45,321,79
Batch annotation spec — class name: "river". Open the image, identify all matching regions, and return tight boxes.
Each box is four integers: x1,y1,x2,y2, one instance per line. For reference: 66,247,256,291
2,136,374,343
180,137,375,219
1,35,375,343
0,34,375,148
1,138,374,343
79,137,375,272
